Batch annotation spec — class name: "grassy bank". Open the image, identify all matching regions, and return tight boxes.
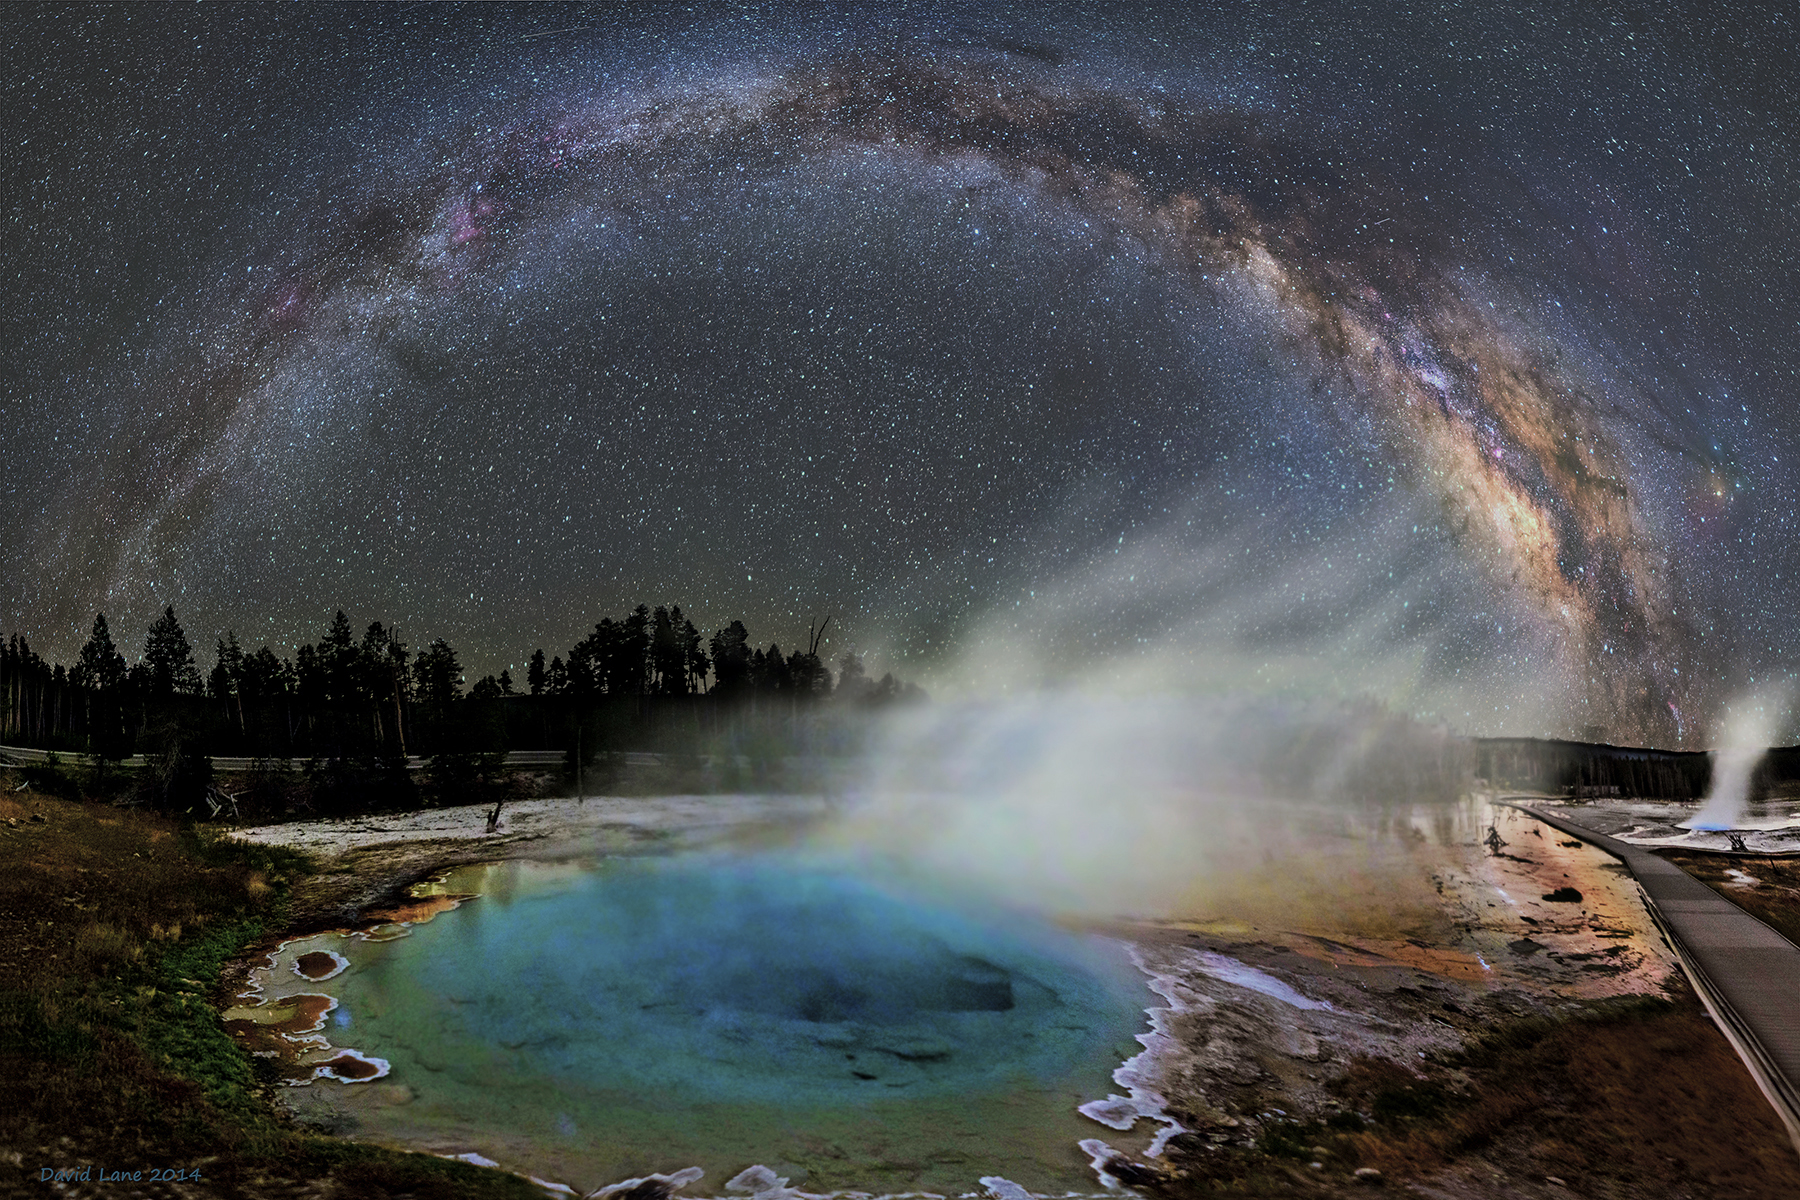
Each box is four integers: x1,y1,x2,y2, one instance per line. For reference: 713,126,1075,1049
0,786,539,1199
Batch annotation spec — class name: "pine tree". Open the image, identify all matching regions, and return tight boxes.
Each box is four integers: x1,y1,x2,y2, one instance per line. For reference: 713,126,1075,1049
619,605,651,695
73,613,127,693
835,651,869,702
681,616,708,693
709,621,751,696
566,626,601,695
320,610,358,706
295,644,325,715
651,605,685,694
755,644,790,692
210,634,244,701
211,633,247,731
412,638,463,710
359,622,409,752
143,606,202,699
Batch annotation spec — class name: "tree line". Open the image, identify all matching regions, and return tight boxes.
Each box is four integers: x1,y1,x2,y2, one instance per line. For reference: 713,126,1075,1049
0,605,924,761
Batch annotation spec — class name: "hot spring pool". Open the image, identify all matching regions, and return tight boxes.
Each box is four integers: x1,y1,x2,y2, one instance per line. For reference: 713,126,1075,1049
241,853,1151,1194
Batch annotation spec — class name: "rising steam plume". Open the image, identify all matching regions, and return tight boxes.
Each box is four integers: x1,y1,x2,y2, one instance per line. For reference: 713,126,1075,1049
1684,689,1791,831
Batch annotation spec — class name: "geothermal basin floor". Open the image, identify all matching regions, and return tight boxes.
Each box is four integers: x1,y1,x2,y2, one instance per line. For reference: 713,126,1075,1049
222,792,1767,1197
1508,803,1800,1152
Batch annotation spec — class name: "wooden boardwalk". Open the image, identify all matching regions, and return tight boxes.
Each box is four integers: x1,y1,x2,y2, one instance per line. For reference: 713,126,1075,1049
1504,802,1800,1153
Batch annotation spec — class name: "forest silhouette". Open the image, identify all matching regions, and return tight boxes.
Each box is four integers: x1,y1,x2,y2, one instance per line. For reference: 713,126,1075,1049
0,606,924,816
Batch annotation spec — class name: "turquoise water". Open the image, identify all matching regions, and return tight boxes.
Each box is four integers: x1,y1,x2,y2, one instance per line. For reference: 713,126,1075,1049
300,854,1149,1194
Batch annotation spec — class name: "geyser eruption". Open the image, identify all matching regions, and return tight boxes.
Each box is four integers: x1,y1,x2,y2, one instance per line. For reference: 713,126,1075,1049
1683,690,1790,831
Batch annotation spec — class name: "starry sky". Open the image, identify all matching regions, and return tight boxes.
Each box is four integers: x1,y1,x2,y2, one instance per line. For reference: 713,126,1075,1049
2,2,1796,747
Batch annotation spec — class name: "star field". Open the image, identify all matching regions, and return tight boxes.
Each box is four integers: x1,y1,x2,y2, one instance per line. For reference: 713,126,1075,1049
3,2,1797,747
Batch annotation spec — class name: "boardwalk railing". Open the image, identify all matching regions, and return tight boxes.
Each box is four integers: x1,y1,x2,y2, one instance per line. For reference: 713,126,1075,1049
0,743,664,773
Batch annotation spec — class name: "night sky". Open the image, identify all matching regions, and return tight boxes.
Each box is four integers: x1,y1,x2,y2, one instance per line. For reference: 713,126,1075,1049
3,2,1796,747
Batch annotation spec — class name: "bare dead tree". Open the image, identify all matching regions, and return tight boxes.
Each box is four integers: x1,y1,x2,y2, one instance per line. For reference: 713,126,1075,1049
806,615,832,658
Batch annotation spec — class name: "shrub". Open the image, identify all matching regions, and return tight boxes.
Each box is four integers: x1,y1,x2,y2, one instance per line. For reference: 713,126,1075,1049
20,754,82,801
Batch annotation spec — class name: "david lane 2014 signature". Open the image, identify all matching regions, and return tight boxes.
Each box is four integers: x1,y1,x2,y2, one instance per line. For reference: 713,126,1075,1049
38,1165,205,1184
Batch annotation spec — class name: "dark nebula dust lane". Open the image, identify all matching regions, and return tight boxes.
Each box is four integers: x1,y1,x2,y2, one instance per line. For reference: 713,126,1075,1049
3,3,1797,747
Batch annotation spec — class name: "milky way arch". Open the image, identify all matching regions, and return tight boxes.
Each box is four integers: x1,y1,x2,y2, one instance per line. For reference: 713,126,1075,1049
28,38,1728,745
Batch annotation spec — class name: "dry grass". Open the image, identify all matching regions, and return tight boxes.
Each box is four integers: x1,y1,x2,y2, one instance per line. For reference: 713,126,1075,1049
1346,991,1800,1191
0,782,540,1198
1161,988,1800,1197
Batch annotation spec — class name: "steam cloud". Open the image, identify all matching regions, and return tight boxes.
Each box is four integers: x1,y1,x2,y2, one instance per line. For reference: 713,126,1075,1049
823,690,1467,925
